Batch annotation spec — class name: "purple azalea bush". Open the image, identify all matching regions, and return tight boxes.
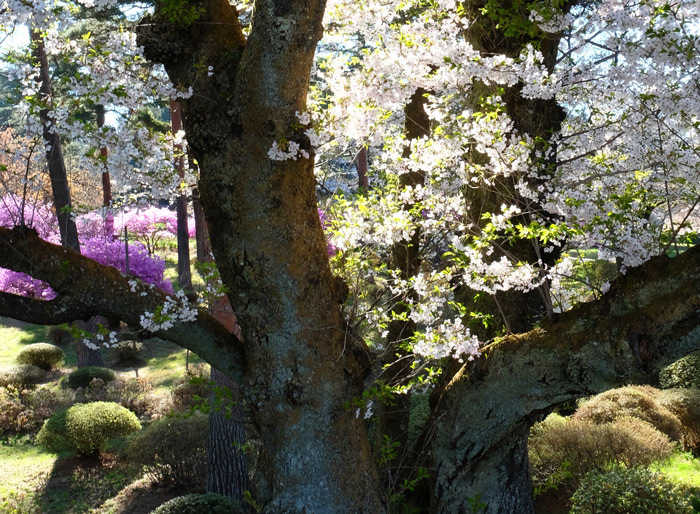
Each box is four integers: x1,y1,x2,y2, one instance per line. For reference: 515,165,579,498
318,208,337,256
0,197,174,298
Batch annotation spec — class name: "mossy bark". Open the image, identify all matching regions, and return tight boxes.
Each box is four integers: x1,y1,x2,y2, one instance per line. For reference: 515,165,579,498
138,1,385,511
430,245,700,513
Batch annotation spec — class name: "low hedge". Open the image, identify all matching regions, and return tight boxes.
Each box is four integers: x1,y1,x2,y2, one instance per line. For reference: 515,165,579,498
126,412,208,488
570,467,692,513
0,364,45,389
67,366,116,389
16,343,64,370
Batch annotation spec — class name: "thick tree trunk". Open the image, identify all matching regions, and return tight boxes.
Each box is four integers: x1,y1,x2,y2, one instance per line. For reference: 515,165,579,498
32,28,104,367
138,1,385,510
30,29,80,252
192,186,212,263
95,104,114,237
75,319,106,368
355,146,369,190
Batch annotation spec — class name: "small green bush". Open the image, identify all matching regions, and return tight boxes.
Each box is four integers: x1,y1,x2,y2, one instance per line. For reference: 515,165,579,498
660,351,700,390
37,401,141,455
574,385,683,442
529,413,674,492
171,371,212,412
113,340,144,364
16,343,64,370
126,412,208,488
0,364,45,389
67,366,116,389
150,493,245,514
570,467,692,513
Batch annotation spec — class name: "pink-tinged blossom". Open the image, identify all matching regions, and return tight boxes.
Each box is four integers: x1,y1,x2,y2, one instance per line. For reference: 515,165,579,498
0,195,60,243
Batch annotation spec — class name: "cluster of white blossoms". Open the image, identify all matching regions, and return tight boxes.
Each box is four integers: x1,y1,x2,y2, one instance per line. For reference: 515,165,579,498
82,330,119,351
1,0,697,370
139,290,198,332
268,111,331,161
317,0,699,365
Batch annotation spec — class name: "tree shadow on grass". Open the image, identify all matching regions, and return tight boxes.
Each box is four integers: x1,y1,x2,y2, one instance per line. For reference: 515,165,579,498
35,450,190,513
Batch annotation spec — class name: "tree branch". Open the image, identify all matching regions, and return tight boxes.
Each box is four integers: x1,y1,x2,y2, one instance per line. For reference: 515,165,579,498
431,244,700,512
0,226,246,383
0,292,86,324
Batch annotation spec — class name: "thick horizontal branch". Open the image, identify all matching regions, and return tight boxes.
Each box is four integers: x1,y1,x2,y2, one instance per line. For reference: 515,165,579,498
0,226,246,383
431,243,700,513
0,292,85,324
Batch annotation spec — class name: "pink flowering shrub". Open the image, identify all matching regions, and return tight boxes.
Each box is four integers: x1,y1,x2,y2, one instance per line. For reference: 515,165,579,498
318,208,337,256
75,210,115,239
114,206,180,254
1,198,174,297
0,268,56,300
0,195,59,243
82,237,173,294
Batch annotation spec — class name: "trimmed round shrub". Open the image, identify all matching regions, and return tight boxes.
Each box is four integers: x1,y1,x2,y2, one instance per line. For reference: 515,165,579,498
126,412,208,488
113,340,144,364
16,343,64,370
0,364,45,388
660,351,700,390
150,493,245,514
37,401,141,455
67,366,116,389
529,413,674,492
658,388,700,452
570,467,692,513
574,385,683,442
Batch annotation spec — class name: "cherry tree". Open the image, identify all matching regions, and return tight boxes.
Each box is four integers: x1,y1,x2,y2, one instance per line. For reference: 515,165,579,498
0,0,699,512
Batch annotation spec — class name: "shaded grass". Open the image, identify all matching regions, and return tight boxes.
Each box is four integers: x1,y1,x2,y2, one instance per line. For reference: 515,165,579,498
0,437,57,512
119,337,206,393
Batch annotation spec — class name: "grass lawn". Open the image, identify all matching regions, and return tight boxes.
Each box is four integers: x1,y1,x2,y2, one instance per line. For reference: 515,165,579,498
654,452,700,488
0,320,50,366
0,438,56,512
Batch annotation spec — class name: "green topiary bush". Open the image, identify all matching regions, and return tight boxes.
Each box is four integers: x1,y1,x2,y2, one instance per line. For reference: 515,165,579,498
16,343,64,370
67,366,116,389
0,364,45,389
126,412,208,488
570,467,692,513
113,340,144,364
529,413,674,493
37,401,141,455
660,351,700,390
574,385,684,442
150,493,245,514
